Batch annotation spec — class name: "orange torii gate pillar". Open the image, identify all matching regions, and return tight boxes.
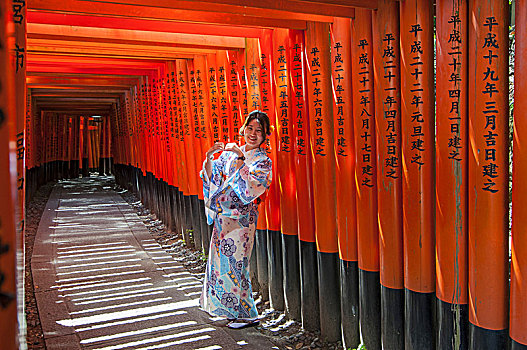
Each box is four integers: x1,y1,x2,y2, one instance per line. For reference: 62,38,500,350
468,0,509,348
332,16,360,350
400,0,436,348
306,21,341,343
436,0,469,348
352,9,381,350
0,0,18,347
512,1,527,349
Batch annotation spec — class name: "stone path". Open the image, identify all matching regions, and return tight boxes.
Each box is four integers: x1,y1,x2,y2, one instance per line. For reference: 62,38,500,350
32,177,278,350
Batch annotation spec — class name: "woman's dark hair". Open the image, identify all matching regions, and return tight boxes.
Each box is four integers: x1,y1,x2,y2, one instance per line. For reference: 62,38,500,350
240,110,272,141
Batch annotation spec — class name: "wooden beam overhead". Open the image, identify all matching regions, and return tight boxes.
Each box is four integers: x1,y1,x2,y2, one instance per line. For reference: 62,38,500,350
31,88,129,95
28,38,217,57
27,75,139,87
185,0,376,13
36,101,115,106
28,47,199,61
28,0,309,29
36,102,115,107
27,65,158,76
28,72,142,79
28,84,134,90
31,91,124,98
85,0,341,21
176,0,379,12
35,98,116,103
27,12,266,38
28,23,247,50
27,55,169,68
37,108,114,114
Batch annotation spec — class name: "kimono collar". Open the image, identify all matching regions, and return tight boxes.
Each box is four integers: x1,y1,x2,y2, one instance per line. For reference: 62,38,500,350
241,144,265,159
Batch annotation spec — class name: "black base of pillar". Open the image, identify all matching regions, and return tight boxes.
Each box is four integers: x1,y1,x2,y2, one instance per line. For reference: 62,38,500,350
340,259,360,349
255,229,269,301
145,172,154,213
437,298,468,350
198,198,209,254
299,240,319,331
469,323,508,350
61,160,69,179
405,289,435,349
171,187,181,235
267,229,284,311
282,234,301,320
183,194,192,245
163,183,169,227
166,186,176,233
190,195,202,251
512,340,527,350
250,242,259,292
70,160,80,178
81,158,89,177
317,251,341,342
154,178,162,220
99,158,105,175
177,190,185,237
381,285,404,349
55,161,60,180
359,269,381,350
107,157,113,175
98,157,111,175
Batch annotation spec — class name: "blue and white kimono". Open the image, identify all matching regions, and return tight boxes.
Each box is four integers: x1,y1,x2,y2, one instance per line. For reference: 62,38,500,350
199,145,272,319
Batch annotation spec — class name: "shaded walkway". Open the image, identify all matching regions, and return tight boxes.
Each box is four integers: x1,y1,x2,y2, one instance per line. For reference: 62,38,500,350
31,177,278,350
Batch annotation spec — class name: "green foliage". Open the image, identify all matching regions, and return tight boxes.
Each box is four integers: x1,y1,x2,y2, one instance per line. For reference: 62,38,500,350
350,345,367,350
199,250,208,261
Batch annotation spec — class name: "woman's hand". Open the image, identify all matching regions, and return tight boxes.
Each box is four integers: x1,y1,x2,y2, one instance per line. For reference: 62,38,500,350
206,142,225,159
224,143,244,157
204,142,224,180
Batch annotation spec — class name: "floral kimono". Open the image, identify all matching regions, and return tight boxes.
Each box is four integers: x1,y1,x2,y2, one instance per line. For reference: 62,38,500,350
199,145,272,319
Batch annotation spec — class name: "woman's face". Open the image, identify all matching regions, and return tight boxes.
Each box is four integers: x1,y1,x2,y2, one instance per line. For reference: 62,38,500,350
244,118,264,151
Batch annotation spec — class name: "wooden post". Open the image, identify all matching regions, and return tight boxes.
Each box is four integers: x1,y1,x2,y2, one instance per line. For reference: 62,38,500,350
216,51,233,143
511,2,527,348
400,0,436,348
289,28,320,332
207,54,221,144
228,50,243,144
436,0,469,348
468,0,509,347
306,21,340,343
11,1,26,339
259,31,285,311
176,59,198,245
168,62,185,236
246,37,270,301
273,28,301,321
187,60,204,252
0,0,18,347
194,55,213,255
331,16,359,350
351,9,381,350
82,114,89,177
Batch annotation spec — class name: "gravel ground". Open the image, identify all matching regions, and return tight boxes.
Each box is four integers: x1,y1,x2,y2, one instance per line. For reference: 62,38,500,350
23,177,347,350
25,182,54,349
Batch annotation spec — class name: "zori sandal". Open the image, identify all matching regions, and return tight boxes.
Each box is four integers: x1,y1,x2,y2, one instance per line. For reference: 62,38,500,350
226,319,260,329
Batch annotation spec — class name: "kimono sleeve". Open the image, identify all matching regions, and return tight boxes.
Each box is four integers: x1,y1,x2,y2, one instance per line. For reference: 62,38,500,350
200,152,229,224
228,157,272,205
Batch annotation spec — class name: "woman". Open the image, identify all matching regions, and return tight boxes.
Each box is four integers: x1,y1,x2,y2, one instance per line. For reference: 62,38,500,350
199,110,273,329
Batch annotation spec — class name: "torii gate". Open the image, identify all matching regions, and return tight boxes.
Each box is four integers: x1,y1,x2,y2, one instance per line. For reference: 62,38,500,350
1,0,526,349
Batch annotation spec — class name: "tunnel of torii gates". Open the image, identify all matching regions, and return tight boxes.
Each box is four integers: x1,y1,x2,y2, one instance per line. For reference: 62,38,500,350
1,0,527,349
